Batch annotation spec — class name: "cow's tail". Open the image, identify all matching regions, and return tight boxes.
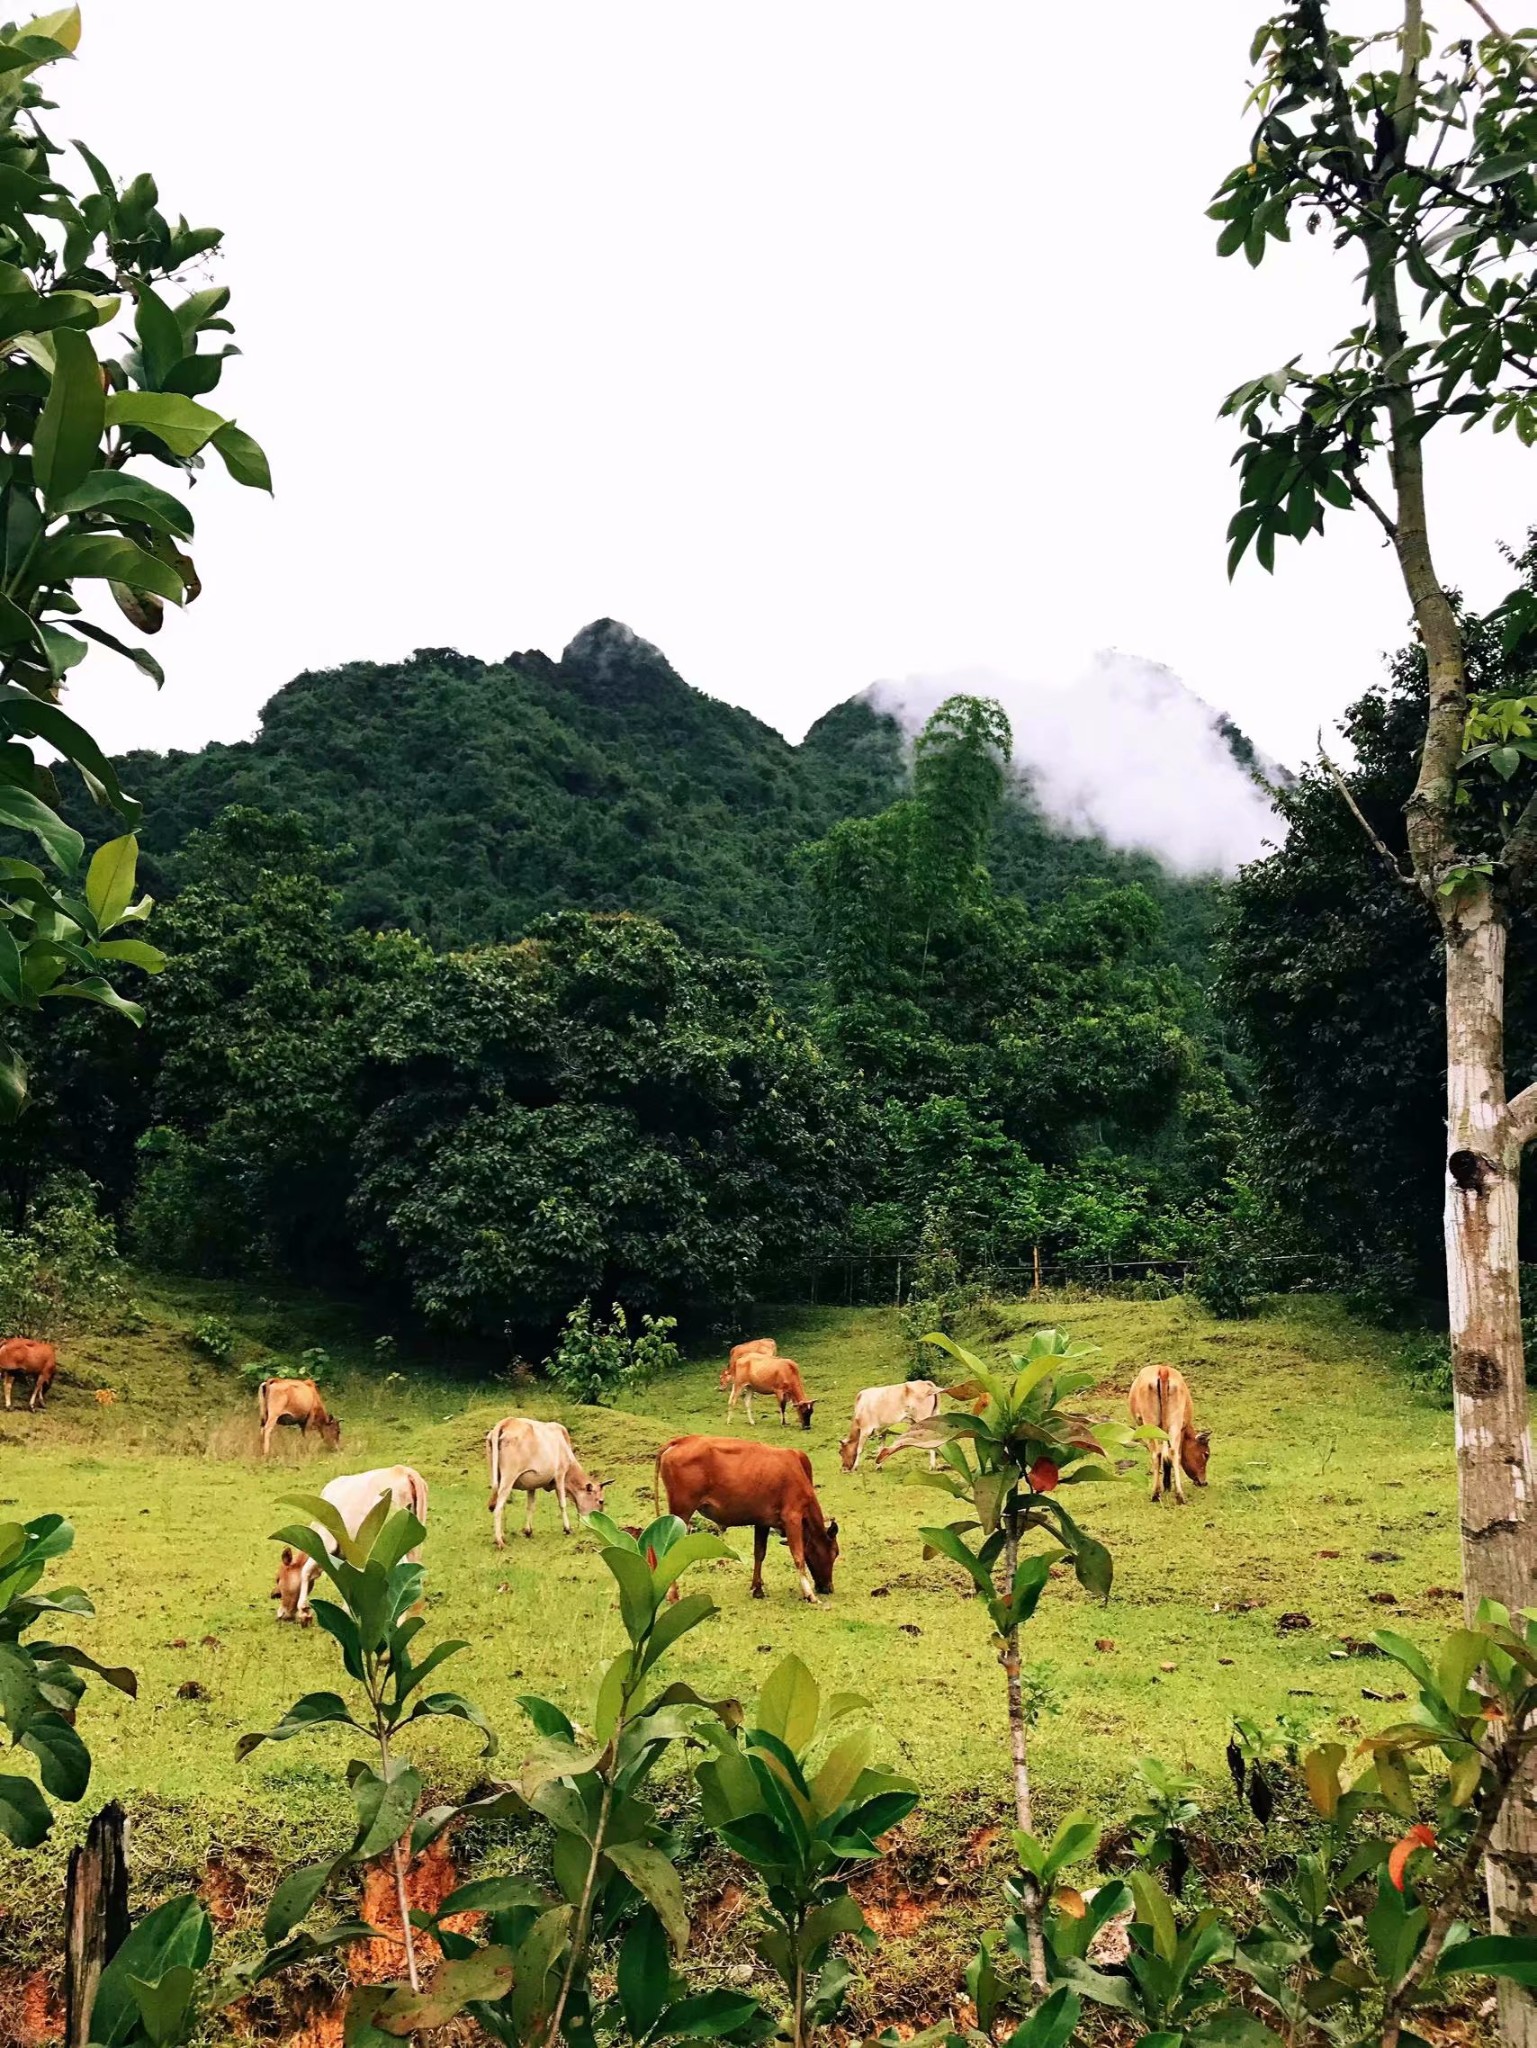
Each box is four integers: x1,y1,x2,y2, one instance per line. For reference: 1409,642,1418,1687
1156,1367,1172,1482
258,1378,272,1429
486,1425,501,1510
653,1440,671,1518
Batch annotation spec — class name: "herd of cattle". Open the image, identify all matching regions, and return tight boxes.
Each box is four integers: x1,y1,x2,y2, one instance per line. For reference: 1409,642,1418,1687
5,1329,1213,1605
251,1343,1214,1614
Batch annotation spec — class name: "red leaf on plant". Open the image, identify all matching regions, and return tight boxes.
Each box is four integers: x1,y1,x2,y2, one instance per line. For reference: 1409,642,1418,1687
1388,1824,1436,1891
1028,1458,1060,1493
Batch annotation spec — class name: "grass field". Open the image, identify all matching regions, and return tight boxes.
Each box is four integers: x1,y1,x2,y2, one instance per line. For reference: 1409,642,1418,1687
0,1277,1463,2024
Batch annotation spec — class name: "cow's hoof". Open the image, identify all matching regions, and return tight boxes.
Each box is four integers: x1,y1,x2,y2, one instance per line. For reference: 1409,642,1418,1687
751,1585,766,1600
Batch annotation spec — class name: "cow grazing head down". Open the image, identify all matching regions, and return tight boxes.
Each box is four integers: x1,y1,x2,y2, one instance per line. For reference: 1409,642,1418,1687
571,1472,606,1516
795,1399,815,1431
1183,1430,1212,1486
838,1431,859,1472
718,1364,734,1390
318,1412,342,1450
804,1516,839,1595
272,1547,313,1623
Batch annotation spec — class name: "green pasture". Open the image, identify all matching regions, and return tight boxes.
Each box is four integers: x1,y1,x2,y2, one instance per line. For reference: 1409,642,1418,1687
0,1281,1461,1981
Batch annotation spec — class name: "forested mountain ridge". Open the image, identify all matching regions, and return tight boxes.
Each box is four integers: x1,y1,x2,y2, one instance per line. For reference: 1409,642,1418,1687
95,618,1230,985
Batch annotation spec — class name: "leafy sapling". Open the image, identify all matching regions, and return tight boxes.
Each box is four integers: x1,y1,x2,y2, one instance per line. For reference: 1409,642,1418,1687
881,1328,1121,1988
351,1509,755,2047
695,1652,919,2048
0,1510,134,1848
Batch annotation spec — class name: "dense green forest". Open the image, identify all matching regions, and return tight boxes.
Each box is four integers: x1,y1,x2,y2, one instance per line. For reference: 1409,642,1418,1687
87,619,1228,996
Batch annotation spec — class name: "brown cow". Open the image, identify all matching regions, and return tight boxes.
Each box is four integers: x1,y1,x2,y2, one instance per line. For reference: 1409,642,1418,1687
655,1434,838,1601
1128,1363,1210,1504
258,1377,342,1459
718,1350,816,1429
0,1339,56,1412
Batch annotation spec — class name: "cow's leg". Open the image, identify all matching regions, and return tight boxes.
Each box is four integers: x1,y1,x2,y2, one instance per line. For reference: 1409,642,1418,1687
783,1513,817,1603
1171,1433,1187,1505
851,1427,865,1472
492,1486,507,1549
744,1389,754,1425
778,1394,787,1426
557,1473,572,1535
523,1490,536,1538
1,1375,11,1411
29,1374,43,1412
297,1561,318,1623
751,1524,768,1598
726,1382,739,1417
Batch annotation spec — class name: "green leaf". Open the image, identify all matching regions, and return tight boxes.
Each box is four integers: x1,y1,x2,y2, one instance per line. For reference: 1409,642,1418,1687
1002,1987,1082,2048
0,785,81,872
264,1862,335,1944
56,469,193,537
90,937,165,973
211,420,272,492
618,1905,671,2038
0,1771,51,1846
90,1895,213,2048
604,1839,689,1955
123,1966,197,2048
350,1762,422,1861
1438,1934,1537,1985
371,1948,515,2033
34,325,102,507
134,282,184,389
602,1543,657,1642
38,533,184,601
85,834,137,931
518,1693,576,1743
1188,2011,1286,2048
1072,1534,1113,1601
434,1875,551,1919
660,1988,764,2038
235,1690,361,1761
756,1652,821,1753
20,1710,89,1800
0,687,143,820
104,391,227,457
1130,1868,1178,1964
811,1725,874,1818
51,978,143,1025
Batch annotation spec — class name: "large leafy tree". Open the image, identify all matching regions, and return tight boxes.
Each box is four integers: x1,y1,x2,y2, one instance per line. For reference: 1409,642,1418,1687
350,911,867,1340
802,695,1218,1258
0,7,268,1115
1214,5,1537,2011
127,809,419,1277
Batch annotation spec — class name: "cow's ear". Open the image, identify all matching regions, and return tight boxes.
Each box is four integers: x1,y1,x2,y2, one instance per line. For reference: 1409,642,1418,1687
280,1546,294,1565
827,1520,839,1539
1197,1430,1212,1445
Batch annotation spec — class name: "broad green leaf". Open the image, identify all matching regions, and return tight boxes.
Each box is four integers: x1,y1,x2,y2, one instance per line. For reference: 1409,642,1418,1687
212,420,272,491
0,786,81,872
90,1895,213,2048
134,282,183,388
350,1762,422,1861
434,1875,551,1919
56,469,193,537
235,1690,360,1761
0,1771,51,1845
1003,1987,1082,2048
34,324,101,506
51,977,144,1025
1439,1933,1537,1984
19,1710,88,1800
85,834,137,931
602,1543,657,1642
618,1905,671,2038
1130,1868,1178,1964
104,391,226,457
372,1948,515,2033
124,1966,197,2048
263,1861,335,1943
756,1652,820,1753
38,532,184,601
604,1838,689,1955
90,938,165,972
811,1725,873,1818
660,1988,764,2038
517,1693,576,1742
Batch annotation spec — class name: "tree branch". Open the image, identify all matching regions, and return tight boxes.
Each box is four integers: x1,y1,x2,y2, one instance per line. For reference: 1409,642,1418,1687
1318,737,1417,886
1508,1079,1537,1148
1464,0,1537,85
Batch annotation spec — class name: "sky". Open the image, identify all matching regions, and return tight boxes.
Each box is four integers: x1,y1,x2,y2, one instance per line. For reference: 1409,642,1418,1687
48,0,1537,776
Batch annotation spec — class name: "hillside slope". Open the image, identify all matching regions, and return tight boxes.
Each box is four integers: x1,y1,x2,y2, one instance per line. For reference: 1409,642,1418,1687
97,620,1225,986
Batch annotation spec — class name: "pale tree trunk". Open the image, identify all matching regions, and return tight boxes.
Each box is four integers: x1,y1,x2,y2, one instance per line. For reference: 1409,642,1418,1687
1443,894,1537,2042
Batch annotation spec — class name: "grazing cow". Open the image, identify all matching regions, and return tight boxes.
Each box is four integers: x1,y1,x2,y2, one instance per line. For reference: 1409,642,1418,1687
655,1434,838,1602
258,1377,341,1459
486,1416,605,1546
840,1379,942,1471
0,1338,56,1412
273,1464,428,1622
1128,1364,1211,1504
726,1338,778,1376
719,1350,816,1430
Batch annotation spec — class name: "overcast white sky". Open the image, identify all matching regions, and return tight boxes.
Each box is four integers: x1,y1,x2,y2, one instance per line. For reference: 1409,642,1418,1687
48,1,1537,772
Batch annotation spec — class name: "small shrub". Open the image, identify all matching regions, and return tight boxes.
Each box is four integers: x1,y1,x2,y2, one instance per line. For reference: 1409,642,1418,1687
547,1299,634,1405
300,1345,332,1382
630,1310,681,1381
1190,1240,1265,1320
191,1315,237,1366
0,1173,124,1337
371,1334,396,1360
1398,1328,1454,1405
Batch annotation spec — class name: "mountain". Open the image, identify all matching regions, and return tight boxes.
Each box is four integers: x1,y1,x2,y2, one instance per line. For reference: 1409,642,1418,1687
91,620,1229,989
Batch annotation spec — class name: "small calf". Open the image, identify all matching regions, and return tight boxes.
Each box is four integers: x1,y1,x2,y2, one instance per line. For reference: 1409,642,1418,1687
0,1338,56,1412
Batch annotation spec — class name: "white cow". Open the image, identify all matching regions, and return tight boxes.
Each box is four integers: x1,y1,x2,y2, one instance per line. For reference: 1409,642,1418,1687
273,1464,428,1622
839,1379,942,1471
486,1417,605,1546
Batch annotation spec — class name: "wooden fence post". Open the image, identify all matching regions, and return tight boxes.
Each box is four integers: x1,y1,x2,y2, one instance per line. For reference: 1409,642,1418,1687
65,1801,129,2048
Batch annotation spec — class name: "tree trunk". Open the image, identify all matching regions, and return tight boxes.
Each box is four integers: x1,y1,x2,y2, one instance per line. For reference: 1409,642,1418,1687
1442,892,1537,2044
1000,1521,1046,1992
64,1801,130,2048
